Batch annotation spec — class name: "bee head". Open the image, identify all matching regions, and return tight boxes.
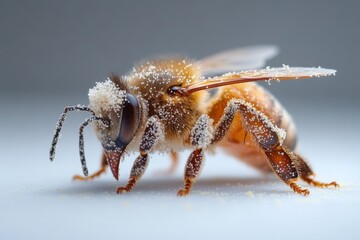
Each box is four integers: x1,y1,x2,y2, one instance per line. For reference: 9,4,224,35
88,76,141,180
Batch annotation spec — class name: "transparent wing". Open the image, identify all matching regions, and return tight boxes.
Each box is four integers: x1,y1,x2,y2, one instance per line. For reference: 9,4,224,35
197,45,278,75
182,66,336,94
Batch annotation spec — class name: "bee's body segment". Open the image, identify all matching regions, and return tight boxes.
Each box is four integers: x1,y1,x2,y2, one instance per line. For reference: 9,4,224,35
126,59,207,148
49,45,339,196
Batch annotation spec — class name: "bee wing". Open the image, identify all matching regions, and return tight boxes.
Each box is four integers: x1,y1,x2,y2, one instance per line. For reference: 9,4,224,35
183,67,336,94
197,45,278,76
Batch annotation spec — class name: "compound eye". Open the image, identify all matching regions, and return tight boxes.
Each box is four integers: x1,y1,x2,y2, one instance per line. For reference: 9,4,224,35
115,94,141,146
167,85,185,97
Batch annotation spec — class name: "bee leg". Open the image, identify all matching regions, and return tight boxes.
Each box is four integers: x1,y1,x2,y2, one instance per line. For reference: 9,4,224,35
178,114,213,196
116,116,164,194
293,153,339,188
264,147,309,196
73,152,108,181
212,99,309,196
116,154,149,194
153,151,179,176
177,149,204,196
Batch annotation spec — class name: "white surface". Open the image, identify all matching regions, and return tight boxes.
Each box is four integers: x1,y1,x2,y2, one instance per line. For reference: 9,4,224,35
1,97,359,240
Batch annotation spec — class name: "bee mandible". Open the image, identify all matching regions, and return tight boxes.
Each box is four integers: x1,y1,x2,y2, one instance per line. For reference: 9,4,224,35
50,45,339,196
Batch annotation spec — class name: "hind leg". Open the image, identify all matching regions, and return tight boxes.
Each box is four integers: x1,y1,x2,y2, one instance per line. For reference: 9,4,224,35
263,146,310,195
293,152,339,188
212,99,313,195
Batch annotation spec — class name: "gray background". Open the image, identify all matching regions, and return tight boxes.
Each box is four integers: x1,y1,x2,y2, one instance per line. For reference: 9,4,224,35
1,1,359,240
1,0,359,101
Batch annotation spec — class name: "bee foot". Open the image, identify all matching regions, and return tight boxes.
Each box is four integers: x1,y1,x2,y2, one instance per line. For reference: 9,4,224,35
177,189,190,197
288,180,310,196
296,188,310,196
72,175,88,181
116,178,138,194
72,166,106,181
329,181,340,188
116,187,131,194
303,177,340,188
177,178,194,196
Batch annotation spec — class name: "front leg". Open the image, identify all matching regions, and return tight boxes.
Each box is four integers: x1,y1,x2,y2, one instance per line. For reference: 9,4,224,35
177,114,214,196
116,154,149,194
73,152,108,181
117,116,164,194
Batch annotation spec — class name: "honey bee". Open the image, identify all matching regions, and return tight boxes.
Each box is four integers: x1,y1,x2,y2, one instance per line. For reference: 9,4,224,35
50,45,339,196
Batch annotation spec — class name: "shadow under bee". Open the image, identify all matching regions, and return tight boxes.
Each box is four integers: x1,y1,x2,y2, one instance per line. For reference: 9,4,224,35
43,176,288,196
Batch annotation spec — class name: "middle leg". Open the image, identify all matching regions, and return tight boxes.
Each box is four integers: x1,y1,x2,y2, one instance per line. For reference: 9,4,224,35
177,149,204,196
177,114,214,196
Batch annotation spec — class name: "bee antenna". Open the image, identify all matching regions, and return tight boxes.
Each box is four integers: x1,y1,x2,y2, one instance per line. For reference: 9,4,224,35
49,105,95,161
79,116,110,177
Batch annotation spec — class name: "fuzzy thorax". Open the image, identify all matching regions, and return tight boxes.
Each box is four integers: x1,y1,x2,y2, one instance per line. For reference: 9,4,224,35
126,58,208,144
